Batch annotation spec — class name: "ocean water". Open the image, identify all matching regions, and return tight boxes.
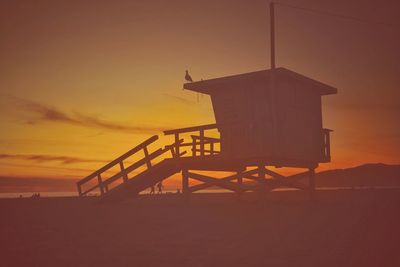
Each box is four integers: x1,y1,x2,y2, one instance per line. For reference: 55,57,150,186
1,186,398,199
0,189,228,198
0,192,79,199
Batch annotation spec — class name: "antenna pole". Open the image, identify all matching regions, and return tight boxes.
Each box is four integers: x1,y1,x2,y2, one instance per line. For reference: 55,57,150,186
270,1,276,69
269,1,278,156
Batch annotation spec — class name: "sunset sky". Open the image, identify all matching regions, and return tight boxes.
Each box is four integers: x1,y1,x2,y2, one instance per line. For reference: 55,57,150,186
1,0,399,192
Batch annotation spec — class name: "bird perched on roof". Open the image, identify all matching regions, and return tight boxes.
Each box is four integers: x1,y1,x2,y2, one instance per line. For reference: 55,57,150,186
185,70,193,82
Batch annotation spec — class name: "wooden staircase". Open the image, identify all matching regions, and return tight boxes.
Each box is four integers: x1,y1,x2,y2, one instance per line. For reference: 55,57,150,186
77,124,220,201
77,135,178,200
76,123,323,201
77,121,332,202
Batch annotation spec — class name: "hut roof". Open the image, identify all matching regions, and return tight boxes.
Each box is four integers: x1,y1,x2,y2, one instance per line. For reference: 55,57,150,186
183,67,337,95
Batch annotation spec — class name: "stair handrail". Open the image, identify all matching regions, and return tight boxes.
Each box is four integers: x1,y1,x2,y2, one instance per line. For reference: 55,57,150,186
77,135,159,196
163,123,217,135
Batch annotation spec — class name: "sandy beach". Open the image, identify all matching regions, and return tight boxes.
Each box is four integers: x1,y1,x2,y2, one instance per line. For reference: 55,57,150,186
1,189,399,267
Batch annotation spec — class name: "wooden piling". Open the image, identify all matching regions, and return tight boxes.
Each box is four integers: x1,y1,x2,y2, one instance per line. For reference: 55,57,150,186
309,168,316,200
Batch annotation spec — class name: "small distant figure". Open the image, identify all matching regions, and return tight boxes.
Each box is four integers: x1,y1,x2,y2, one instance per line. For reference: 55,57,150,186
19,194,23,198
185,70,193,82
31,193,41,199
176,189,181,194
149,185,155,195
157,181,163,194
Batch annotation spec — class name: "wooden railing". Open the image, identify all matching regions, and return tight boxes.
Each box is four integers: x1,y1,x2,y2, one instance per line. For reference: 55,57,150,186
77,123,331,197
190,135,220,156
77,135,174,197
322,128,332,162
77,124,221,197
164,123,220,158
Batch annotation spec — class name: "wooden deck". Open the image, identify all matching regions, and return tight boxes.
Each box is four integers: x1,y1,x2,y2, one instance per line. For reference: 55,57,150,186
77,124,326,201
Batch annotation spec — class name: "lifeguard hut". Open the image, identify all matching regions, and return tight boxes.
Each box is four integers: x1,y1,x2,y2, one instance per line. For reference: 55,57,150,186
76,2,337,201
184,68,336,165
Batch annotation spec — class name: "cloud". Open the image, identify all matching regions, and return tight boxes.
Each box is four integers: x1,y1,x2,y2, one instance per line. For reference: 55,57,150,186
0,153,108,165
12,97,165,133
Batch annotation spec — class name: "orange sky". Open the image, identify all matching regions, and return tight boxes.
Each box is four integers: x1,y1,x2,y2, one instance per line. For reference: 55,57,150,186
0,0,399,192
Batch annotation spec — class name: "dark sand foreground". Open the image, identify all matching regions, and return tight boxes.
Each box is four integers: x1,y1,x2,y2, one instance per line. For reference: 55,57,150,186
1,189,399,267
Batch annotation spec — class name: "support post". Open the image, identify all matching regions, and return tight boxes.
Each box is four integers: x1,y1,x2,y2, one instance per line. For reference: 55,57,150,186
237,170,243,186
174,133,180,158
192,138,197,157
199,129,205,157
309,168,315,199
77,184,82,197
120,161,129,182
169,146,176,158
97,174,104,196
237,169,243,200
182,168,189,197
143,146,152,169
258,165,266,196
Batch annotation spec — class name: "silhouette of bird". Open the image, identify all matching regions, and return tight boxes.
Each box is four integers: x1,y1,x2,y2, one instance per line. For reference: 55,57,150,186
185,70,193,82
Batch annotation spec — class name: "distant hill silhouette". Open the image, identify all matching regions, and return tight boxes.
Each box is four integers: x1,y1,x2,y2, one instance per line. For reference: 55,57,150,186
315,163,400,188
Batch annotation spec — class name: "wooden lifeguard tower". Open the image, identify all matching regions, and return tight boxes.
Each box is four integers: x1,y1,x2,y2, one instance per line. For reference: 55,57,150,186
76,2,337,201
